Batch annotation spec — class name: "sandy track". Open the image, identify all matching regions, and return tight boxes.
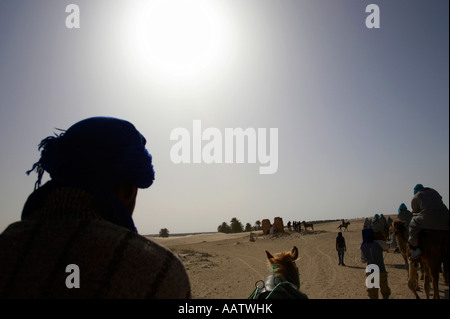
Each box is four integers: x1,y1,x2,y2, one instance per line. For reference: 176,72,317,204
150,218,449,299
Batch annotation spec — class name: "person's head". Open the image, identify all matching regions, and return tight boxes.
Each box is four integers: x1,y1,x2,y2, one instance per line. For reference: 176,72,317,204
374,214,379,220
26,117,155,215
413,184,424,195
337,232,343,238
398,203,407,213
362,228,374,243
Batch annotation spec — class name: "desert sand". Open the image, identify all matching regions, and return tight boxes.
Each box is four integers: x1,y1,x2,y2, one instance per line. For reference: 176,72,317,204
149,218,449,299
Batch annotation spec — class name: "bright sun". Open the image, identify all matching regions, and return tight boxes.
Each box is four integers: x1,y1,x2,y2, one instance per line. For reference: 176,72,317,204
123,0,230,80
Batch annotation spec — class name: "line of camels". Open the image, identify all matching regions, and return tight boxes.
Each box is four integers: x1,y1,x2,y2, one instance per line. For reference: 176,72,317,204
252,220,448,299
393,220,448,299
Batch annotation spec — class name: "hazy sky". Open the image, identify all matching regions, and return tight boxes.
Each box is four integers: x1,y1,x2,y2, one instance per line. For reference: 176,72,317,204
0,0,448,235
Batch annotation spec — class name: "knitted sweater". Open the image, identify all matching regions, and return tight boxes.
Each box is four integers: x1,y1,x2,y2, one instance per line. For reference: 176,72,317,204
0,185,191,298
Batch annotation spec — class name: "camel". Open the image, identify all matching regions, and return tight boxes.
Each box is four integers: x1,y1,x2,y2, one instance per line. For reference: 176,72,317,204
394,220,449,299
392,220,411,273
411,229,449,299
393,220,426,292
248,246,308,299
302,221,314,232
407,244,431,299
337,221,350,231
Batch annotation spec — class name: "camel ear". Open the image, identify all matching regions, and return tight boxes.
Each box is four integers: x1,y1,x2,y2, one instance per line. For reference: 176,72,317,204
266,250,274,262
291,246,299,260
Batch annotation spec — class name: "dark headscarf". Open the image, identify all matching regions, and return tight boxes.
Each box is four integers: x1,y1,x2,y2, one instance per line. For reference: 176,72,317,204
26,117,155,190
24,117,155,233
361,227,374,247
398,203,407,213
413,184,424,195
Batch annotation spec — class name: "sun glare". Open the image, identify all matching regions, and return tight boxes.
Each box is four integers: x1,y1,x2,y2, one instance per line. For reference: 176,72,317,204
122,0,230,81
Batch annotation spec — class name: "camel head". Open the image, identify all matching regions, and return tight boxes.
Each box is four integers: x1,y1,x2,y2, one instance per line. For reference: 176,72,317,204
393,220,407,235
265,246,300,288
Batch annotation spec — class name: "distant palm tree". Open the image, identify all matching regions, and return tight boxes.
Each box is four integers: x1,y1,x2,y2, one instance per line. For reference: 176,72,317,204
230,217,243,233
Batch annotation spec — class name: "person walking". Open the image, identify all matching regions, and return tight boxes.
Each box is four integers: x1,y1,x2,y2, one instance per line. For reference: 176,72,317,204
360,228,392,299
336,232,346,266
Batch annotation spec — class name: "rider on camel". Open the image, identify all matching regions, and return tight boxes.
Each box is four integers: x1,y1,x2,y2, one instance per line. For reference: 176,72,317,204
408,184,449,260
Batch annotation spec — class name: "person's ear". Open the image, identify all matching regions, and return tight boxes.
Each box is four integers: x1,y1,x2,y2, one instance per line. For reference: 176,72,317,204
115,183,138,215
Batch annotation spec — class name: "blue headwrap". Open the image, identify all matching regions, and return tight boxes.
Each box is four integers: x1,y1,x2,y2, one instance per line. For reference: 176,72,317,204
398,203,407,213
361,227,374,245
413,184,424,195
26,117,155,190
25,117,155,233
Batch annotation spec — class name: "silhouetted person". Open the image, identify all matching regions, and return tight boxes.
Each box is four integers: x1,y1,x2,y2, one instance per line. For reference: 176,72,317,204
336,232,346,266
360,228,391,299
0,117,191,298
397,203,412,233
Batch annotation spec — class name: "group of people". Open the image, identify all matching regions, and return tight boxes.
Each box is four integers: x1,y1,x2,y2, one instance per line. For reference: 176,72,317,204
351,185,448,299
287,220,303,232
0,117,448,299
363,214,393,240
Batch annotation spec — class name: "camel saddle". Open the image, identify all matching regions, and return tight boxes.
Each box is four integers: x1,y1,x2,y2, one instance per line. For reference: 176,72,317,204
249,275,308,299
